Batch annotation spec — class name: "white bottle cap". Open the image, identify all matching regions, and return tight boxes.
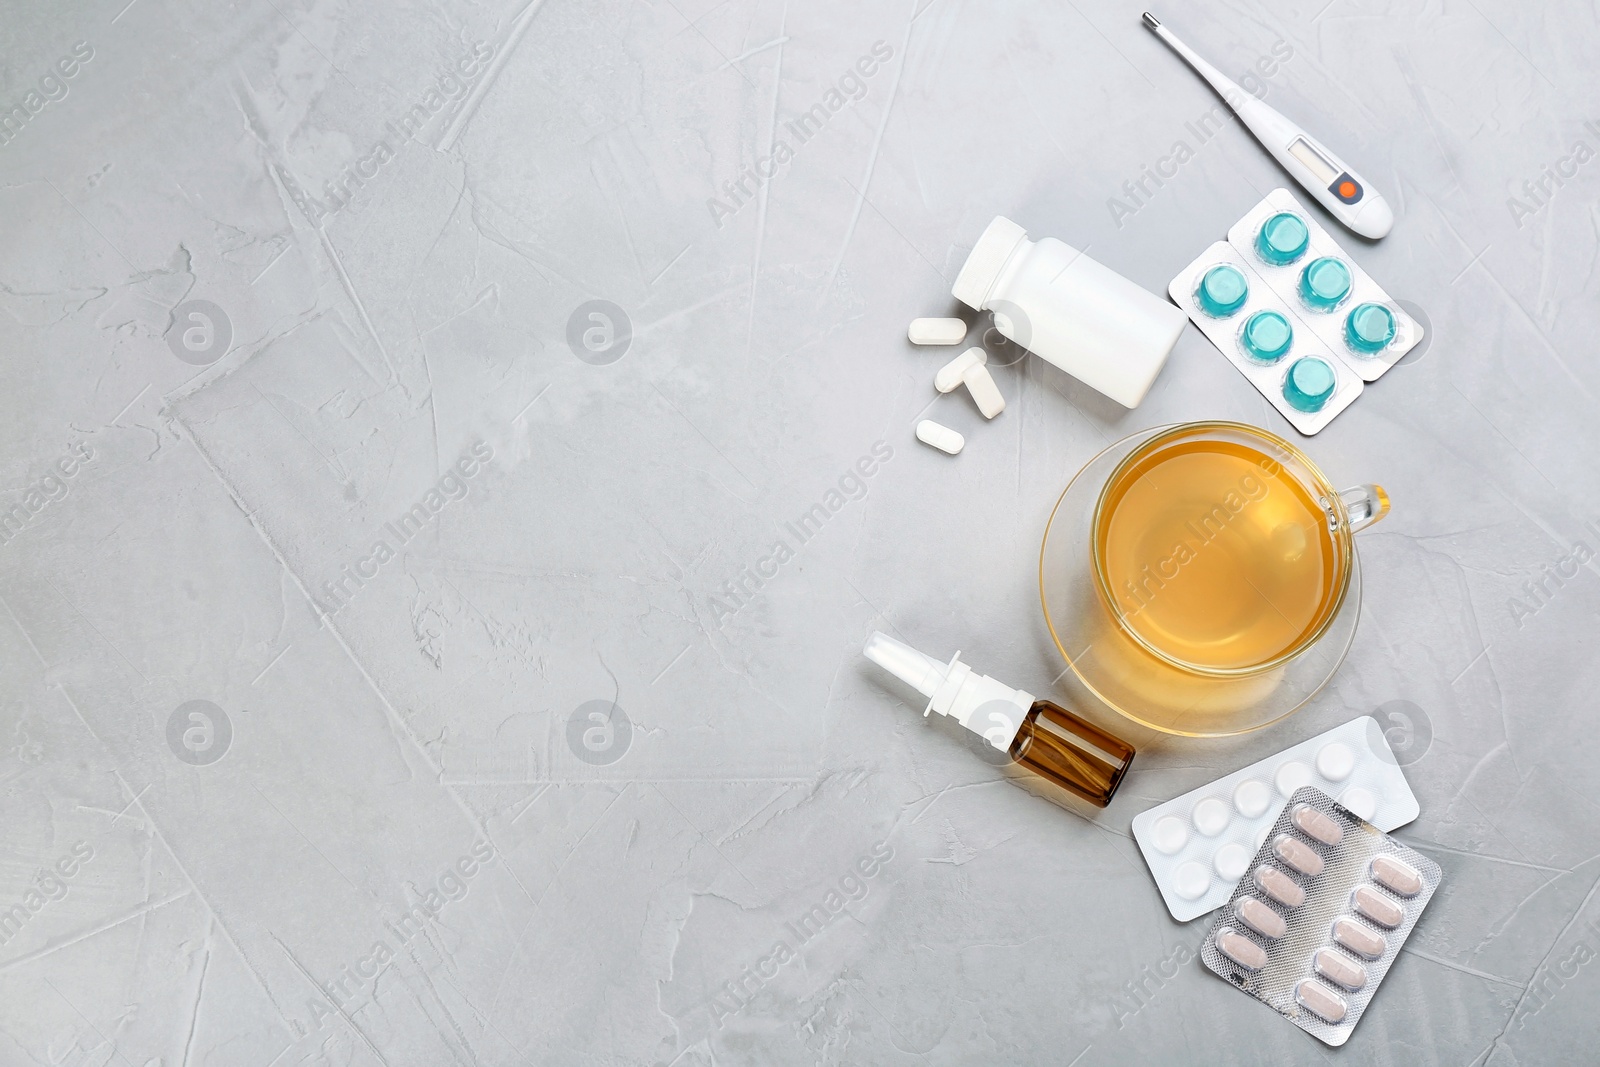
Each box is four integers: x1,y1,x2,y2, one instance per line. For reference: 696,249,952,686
862,631,1033,751
951,216,1028,310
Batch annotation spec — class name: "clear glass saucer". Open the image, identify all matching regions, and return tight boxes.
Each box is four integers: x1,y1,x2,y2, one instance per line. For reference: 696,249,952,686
1039,426,1362,737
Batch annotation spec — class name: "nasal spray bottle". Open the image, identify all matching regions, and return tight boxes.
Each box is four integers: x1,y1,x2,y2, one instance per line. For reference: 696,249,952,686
863,632,1135,807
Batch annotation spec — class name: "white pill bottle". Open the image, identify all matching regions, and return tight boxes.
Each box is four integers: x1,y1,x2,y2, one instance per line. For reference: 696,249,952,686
952,216,1186,408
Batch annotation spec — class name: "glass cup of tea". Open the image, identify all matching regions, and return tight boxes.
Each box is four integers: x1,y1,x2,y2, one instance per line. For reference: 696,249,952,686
1040,421,1388,736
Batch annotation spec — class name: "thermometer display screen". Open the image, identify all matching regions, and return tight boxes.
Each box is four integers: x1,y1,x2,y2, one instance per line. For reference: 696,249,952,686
1287,138,1341,184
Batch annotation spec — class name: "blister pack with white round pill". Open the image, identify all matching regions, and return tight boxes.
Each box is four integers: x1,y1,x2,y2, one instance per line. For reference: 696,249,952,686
1199,787,1441,1046
1130,716,1418,921
1168,241,1362,436
1226,189,1424,382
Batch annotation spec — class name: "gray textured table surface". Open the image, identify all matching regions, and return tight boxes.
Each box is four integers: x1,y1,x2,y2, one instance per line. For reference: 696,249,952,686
2,1,1596,1064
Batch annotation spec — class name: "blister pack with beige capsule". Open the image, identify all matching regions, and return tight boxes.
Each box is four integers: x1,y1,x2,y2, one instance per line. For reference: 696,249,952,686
1200,786,1441,1046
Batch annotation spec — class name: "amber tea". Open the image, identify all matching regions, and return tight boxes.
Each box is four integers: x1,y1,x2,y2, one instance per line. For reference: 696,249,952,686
1093,433,1340,674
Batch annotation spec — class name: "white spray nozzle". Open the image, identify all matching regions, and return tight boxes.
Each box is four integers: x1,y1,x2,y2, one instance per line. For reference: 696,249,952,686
862,631,1034,751
863,631,946,696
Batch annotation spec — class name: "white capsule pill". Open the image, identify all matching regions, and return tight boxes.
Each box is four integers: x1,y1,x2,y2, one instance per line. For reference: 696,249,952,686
1174,861,1211,900
1233,778,1271,818
908,317,967,346
1214,842,1252,881
1273,834,1324,878
1340,786,1377,821
1351,884,1405,929
962,362,1006,418
1236,896,1287,940
1291,804,1344,847
1151,815,1188,855
1295,978,1348,1023
1332,917,1387,960
935,347,987,392
1316,742,1356,782
1275,760,1313,797
1370,855,1424,898
1193,797,1230,837
1216,927,1268,971
1253,864,1306,909
1314,947,1368,991
915,420,964,455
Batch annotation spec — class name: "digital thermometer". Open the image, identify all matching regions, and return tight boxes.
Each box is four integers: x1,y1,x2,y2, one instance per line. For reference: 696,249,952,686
1142,12,1394,239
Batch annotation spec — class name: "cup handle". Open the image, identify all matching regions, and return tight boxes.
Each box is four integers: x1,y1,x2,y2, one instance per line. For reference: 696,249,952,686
1337,484,1390,533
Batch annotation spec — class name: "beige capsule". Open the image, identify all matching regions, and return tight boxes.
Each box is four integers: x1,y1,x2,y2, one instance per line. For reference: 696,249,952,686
1332,917,1387,960
1215,927,1268,972
1291,803,1344,847
1295,978,1348,1023
1352,884,1405,929
1370,854,1424,898
1273,833,1325,878
1236,896,1287,940
1314,947,1369,991
1253,864,1307,909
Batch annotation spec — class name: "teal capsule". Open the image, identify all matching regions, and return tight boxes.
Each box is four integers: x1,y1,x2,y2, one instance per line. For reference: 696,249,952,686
1345,302,1397,354
1256,212,1309,265
1240,310,1293,363
1299,257,1352,311
1284,357,1338,412
1197,264,1249,317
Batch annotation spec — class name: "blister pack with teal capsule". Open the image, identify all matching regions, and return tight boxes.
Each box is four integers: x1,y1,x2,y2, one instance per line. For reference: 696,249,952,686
1227,189,1424,382
1169,240,1361,436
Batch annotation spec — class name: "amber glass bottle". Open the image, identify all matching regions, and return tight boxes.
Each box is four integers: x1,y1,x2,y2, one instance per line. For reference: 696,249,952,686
1008,699,1135,806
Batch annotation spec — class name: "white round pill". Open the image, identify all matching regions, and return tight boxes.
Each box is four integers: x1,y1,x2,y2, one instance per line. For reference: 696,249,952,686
1316,742,1356,782
1174,861,1211,900
1341,786,1378,821
1152,815,1188,855
1193,797,1230,837
1214,842,1252,881
1233,779,1271,818
1275,760,1313,797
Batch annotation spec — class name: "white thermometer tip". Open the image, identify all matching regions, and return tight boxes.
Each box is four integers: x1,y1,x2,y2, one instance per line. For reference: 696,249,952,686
1351,196,1396,239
